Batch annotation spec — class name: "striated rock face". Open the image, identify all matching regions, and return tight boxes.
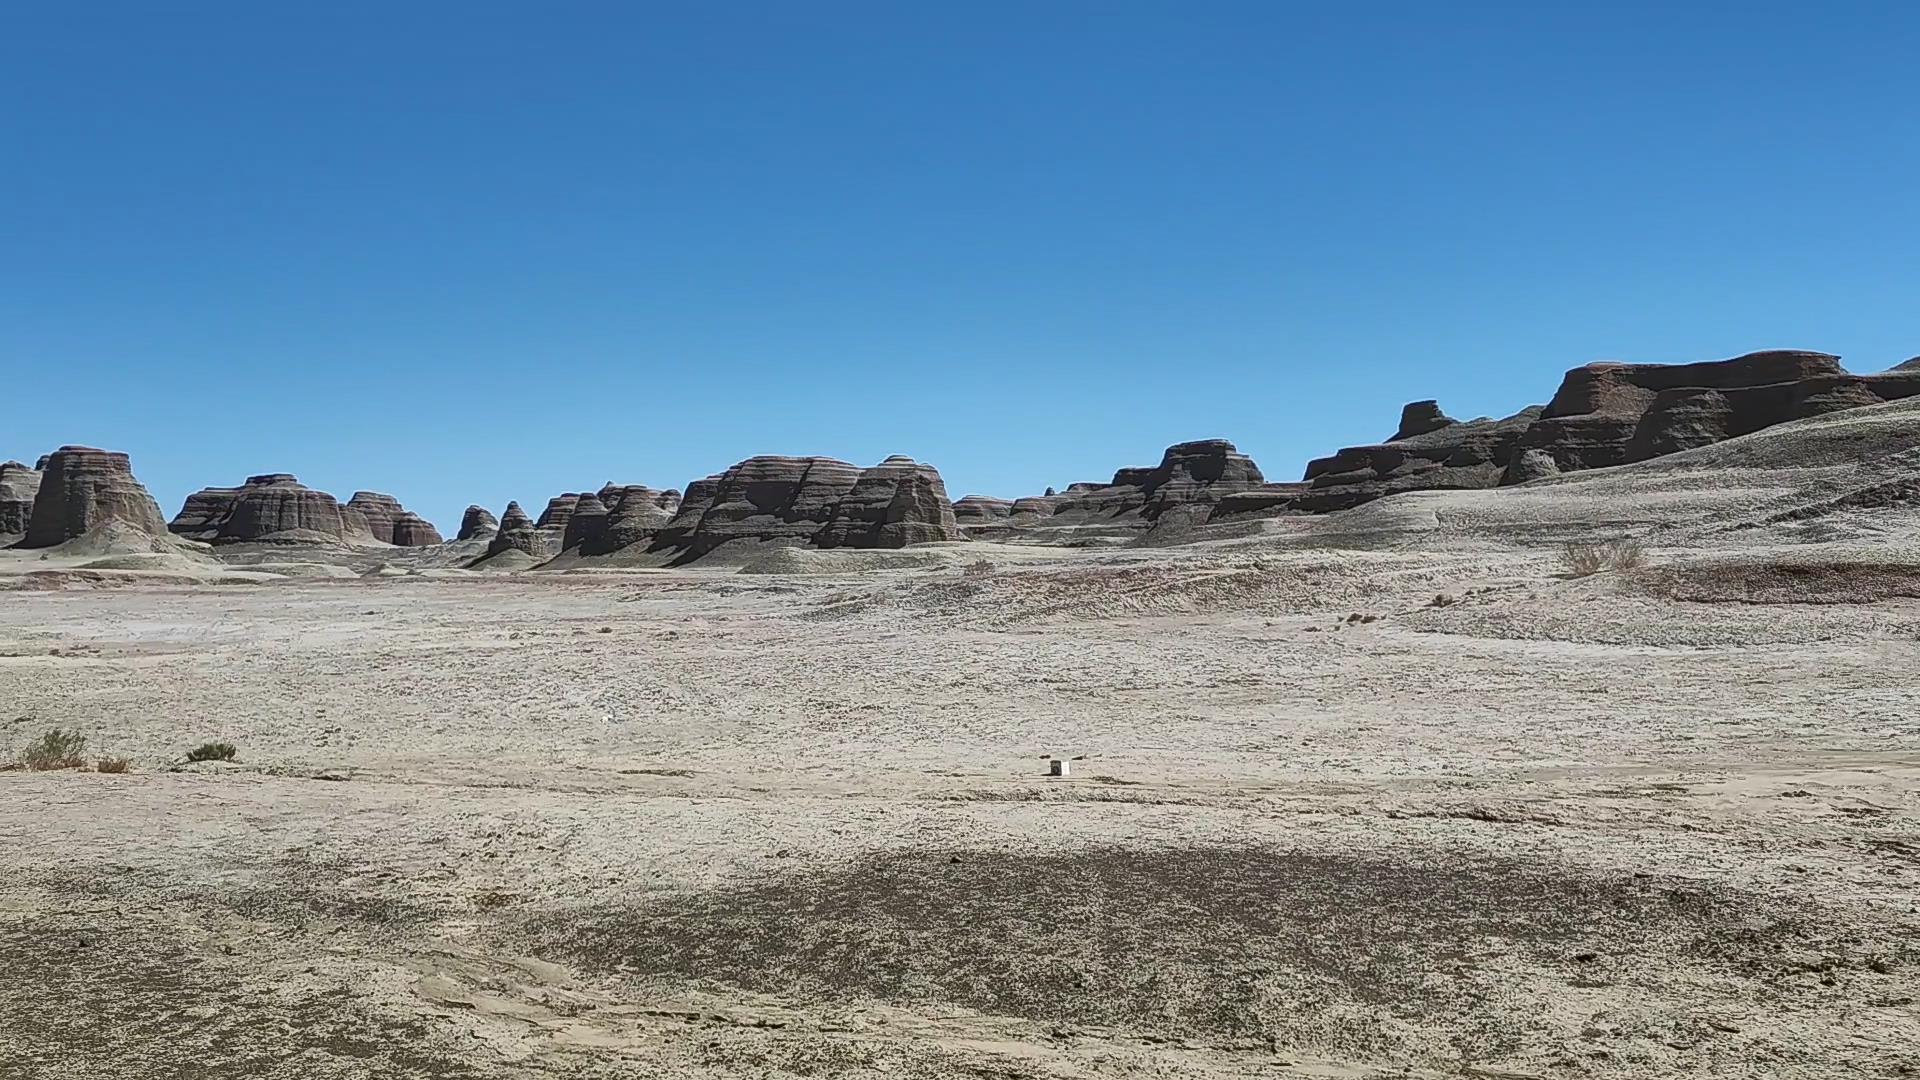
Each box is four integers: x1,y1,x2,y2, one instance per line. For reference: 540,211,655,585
1516,350,1920,473
1296,406,1544,512
1137,440,1266,519
590,485,681,554
1210,482,1312,519
345,492,440,546
485,501,542,558
457,505,498,541
20,446,169,547
169,486,243,540
561,493,611,552
814,456,962,549
650,456,862,562
1,461,45,536
991,439,1271,535
535,495,580,551
213,474,354,543
1292,349,1920,512
390,511,443,546
952,495,1013,528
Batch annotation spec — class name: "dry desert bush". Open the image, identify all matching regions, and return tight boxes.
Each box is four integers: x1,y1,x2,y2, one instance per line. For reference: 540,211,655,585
185,741,238,763
1562,539,1646,577
18,728,88,771
95,756,132,774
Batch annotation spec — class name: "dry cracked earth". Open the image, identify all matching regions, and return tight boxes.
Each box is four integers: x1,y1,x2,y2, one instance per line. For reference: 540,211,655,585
2,542,1918,1079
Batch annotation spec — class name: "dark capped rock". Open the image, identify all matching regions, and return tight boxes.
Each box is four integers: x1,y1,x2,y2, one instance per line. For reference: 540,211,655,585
390,511,443,546
814,455,962,549
20,446,169,548
561,493,611,551
485,501,543,558
952,495,1013,527
647,457,861,563
0,460,43,537
1392,400,1456,441
1297,406,1543,512
169,486,244,540
591,485,681,554
457,505,498,541
212,474,355,543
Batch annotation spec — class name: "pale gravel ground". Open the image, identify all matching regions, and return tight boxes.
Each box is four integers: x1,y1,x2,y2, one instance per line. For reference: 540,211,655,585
2,535,1918,1080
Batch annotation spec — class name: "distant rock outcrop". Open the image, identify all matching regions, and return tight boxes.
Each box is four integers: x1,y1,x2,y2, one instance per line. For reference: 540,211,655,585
589,485,681,554
560,492,611,552
952,495,1013,528
457,505,498,541
211,474,356,544
814,456,962,549
484,501,542,559
1289,349,1920,513
20,446,169,548
985,439,1271,538
390,512,443,546
1294,406,1544,513
649,456,862,562
168,485,242,541
1515,350,1920,473
0,460,44,537
1392,400,1456,441
534,495,580,552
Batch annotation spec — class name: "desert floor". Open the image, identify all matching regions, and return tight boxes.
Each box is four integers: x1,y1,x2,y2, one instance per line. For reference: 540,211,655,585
2,538,1917,1079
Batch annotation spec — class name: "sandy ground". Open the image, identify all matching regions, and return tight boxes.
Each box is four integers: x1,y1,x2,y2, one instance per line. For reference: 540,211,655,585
7,405,1920,1078
1,533,1916,1080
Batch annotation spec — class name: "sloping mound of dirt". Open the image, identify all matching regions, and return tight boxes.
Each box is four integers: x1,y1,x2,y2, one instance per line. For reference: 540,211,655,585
1633,558,1920,603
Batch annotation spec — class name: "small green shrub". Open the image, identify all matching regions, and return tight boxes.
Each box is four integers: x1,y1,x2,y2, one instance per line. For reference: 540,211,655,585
21,728,88,771
186,741,238,763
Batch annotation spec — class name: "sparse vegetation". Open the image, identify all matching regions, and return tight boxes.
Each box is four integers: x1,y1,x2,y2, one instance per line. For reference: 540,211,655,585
20,728,88,771
1430,593,1458,607
185,741,238,763
962,559,995,578
95,756,131,774
1562,539,1646,577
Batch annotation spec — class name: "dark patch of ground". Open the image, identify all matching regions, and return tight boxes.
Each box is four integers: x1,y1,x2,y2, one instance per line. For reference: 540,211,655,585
535,845,1911,1063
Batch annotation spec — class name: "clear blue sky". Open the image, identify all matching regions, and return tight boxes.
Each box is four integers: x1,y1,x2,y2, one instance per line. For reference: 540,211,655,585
5,3,1917,531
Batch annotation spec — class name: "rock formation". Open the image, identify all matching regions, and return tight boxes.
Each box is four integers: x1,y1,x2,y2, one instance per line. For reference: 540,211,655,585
168,485,243,541
457,505,498,541
589,485,681,554
19,446,169,548
1136,440,1267,519
1290,349,1920,513
560,492,611,552
535,495,580,551
1504,448,1561,485
952,495,1013,528
484,501,542,558
1392,400,1455,441
211,475,355,543
0,460,44,537
1515,350,1920,473
390,511,443,546
984,439,1271,536
649,456,863,562
1294,406,1544,512
814,456,962,549
343,492,441,546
